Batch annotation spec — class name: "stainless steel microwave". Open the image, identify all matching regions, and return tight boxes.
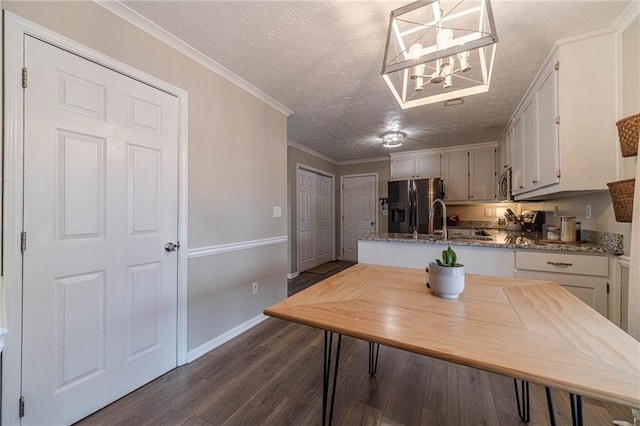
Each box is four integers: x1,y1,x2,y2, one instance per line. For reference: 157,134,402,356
498,169,513,201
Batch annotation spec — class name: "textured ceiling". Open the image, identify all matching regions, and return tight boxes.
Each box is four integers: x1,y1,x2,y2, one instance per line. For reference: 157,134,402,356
123,0,631,162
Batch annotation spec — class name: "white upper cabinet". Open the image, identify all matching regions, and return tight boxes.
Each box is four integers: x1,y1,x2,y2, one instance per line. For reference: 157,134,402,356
469,146,497,201
443,143,497,202
390,150,442,180
522,97,538,193
508,31,619,200
443,148,469,201
512,116,525,192
535,58,560,189
496,128,512,172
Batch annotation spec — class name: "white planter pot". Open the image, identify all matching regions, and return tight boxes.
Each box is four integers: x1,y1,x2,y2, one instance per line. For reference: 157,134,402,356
427,261,465,299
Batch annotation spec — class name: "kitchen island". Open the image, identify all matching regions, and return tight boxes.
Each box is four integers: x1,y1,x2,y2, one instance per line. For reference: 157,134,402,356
359,229,623,322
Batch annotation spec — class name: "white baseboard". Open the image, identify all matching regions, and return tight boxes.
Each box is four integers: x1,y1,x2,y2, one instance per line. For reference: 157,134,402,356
186,313,269,363
287,272,299,279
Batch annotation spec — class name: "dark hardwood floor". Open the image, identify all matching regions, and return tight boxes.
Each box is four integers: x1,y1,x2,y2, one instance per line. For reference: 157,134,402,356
77,262,634,425
288,261,356,295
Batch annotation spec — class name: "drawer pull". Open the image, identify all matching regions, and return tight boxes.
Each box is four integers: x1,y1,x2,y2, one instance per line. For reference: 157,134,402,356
547,261,573,267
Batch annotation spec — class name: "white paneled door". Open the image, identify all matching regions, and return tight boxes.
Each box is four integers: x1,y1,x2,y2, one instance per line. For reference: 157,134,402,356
297,169,318,271
22,36,179,424
316,175,332,265
342,175,377,261
297,169,333,273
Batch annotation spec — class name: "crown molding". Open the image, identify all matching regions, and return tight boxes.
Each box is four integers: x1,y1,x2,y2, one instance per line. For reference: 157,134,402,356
94,0,293,117
287,141,338,165
613,1,640,33
338,157,390,165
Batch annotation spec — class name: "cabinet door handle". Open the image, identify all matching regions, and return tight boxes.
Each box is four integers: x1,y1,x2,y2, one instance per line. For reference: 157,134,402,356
546,261,573,267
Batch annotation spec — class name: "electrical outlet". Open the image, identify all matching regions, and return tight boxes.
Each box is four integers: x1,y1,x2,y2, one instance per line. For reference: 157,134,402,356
553,206,558,217
484,208,492,217
252,282,258,296
585,205,592,219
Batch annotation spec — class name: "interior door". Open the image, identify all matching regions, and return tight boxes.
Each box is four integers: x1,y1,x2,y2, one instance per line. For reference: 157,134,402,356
342,175,376,261
316,175,332,264
297,169,317,271
22,36,179,424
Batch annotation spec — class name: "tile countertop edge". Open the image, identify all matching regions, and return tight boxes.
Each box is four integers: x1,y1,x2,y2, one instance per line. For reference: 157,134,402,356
359,236,622,256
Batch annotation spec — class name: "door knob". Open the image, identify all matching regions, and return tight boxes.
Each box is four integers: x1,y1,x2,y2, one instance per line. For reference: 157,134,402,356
371,222,375,226
165,242,180,252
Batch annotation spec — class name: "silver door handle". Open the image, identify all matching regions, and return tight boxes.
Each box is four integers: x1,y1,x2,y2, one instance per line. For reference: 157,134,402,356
165,242,180,252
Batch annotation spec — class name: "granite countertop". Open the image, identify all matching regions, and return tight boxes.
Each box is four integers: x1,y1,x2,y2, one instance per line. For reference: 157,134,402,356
360,228,623,255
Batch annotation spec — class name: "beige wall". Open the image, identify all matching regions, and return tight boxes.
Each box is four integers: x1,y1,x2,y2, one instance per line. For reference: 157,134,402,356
4,1,288,352
622,15,640,339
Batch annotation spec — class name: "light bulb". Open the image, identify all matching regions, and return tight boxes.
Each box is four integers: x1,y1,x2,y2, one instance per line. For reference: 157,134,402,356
437,29,453,49
409,43,423,59
457,51,471,72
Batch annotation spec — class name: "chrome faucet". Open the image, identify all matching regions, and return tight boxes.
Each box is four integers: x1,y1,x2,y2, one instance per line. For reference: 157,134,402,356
430,198,447,240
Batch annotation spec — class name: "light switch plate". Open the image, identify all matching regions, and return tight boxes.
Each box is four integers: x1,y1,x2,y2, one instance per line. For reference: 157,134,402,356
585,204,592,219
273,206,281,218
484,208,492,217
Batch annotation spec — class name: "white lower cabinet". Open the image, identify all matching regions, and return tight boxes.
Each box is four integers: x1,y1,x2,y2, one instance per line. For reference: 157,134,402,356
514,251,609,318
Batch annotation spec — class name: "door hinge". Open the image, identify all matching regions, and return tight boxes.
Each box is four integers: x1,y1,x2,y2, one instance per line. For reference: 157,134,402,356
22,67,28,88
607,282,610,294
555,116,560,124
19,396,25,418
555,61,559,70
21,231,27,253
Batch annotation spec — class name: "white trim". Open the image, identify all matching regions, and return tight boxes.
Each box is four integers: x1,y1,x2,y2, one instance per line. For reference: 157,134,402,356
186,314,269,362
288,141,337,165
94,1,292,117
287,272,300,279
188,236,288,259
337,157,390,165
295,164,337,273
613,1,640,33
340,173,379,262
288,140,396,166
2,12,189,423
618,255,631,269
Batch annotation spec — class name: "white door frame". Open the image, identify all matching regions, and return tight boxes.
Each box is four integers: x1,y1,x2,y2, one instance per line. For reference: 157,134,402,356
2,13,189,423
295,163,335,274
340,173,379,260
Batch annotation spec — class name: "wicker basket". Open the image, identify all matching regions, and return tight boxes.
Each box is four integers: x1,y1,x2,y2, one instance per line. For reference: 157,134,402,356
607,178,635,222
616,112,640,157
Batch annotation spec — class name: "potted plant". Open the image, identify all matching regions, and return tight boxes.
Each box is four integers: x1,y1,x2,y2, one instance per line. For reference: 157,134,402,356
426,246,465,298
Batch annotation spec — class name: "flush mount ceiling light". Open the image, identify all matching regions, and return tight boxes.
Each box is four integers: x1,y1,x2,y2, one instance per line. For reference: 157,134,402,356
382,131,405,148
382,0,498,109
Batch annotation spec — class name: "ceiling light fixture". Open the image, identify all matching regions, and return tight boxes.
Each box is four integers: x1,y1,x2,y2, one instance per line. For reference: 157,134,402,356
382,0,498,109
382,131,405,148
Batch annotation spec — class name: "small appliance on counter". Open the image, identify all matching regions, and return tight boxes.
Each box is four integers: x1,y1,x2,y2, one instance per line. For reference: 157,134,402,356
521,210,544,232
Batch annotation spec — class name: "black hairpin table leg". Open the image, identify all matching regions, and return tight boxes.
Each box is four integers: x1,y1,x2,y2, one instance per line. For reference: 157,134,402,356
368,341,380,376
545,387,557,426
322,331,343,426
513,379,530,423
570,393,584,426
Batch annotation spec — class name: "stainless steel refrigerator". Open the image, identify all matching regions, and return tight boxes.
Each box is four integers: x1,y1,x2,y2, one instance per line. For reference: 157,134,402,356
388,178,445,234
